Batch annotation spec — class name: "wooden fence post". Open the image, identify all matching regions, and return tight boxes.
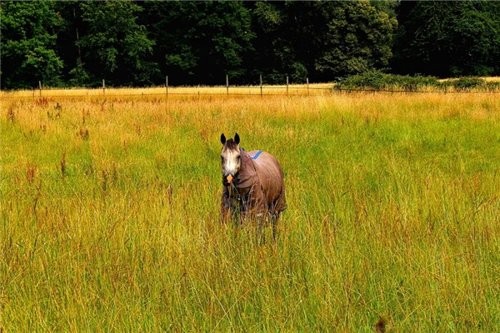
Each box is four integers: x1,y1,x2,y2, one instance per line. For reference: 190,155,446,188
166,75,169,97
260,74,263,97
286,76,289,96
39,81,42,97
226,74,229,95
306,77,309,96
102,79,105,95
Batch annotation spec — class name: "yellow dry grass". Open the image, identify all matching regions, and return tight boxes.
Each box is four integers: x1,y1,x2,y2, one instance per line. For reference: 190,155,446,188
1,88,499,331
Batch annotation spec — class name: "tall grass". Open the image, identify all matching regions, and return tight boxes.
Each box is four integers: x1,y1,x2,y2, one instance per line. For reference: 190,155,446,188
1,91,498,331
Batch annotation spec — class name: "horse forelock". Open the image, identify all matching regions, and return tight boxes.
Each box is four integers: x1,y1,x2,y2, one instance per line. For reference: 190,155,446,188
223,138,239,152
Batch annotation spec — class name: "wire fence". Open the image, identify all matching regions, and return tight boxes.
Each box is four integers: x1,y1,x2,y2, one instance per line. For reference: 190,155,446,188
1,85,331,100
2,77,499,100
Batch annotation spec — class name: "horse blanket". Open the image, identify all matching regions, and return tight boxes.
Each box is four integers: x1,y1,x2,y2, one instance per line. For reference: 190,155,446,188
221,149,286,218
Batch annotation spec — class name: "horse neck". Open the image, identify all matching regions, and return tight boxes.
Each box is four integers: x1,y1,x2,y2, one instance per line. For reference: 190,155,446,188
234,149,256,189
239,149,252,171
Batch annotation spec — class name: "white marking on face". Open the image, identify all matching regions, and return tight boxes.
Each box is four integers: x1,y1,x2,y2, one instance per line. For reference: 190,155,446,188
221,148,241,177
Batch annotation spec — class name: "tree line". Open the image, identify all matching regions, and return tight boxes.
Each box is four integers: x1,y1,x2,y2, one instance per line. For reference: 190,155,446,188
1,0,498,89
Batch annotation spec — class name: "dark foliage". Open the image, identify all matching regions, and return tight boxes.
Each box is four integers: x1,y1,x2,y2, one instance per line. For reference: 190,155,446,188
392,1,499,77
0,0,498,89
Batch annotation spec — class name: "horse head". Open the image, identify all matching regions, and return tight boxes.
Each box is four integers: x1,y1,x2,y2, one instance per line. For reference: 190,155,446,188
220,133,241,184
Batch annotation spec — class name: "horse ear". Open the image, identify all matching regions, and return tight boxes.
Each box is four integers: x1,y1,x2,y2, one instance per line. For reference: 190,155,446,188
220,133,226,144
234,133,240,145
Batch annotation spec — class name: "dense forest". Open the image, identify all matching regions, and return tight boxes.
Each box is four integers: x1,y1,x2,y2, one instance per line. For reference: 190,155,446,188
1,0,499,89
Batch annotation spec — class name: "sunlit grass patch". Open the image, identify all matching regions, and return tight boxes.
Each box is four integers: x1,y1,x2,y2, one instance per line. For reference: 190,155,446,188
0,90,498,331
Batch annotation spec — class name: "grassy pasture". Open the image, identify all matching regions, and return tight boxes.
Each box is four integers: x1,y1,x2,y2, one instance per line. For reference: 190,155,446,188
1,88,499,331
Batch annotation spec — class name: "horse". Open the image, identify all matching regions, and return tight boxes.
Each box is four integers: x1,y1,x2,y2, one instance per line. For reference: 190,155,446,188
220,133,286,239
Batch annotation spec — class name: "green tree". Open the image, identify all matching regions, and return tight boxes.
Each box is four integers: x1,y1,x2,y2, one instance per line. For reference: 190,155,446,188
249,1,298,83
393,1,500,76
1,0,63,89
249,1,397,83
141,1,254,85
55,1,90,86
309,1,397,80
78,0,155,86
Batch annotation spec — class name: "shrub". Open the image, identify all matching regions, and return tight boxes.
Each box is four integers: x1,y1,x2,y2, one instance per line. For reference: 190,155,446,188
450,77,486,91
337,71,440,91
337,71,499,92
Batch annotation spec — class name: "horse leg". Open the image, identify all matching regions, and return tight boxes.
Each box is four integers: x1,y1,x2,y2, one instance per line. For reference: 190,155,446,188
269,202,280,241
220,188,231,223
271,214,278,241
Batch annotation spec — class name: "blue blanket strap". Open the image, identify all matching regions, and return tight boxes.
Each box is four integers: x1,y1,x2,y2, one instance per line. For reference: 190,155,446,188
251,150,263,160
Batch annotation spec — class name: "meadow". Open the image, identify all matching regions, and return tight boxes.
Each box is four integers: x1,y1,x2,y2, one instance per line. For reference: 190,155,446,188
1,87,499,331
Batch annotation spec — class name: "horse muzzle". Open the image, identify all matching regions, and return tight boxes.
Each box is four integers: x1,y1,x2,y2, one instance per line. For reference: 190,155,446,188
222,173,237,186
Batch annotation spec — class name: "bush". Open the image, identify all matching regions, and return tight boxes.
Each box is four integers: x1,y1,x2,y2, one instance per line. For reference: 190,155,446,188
337,71,440,91
447,77,485,91
337,71,499,92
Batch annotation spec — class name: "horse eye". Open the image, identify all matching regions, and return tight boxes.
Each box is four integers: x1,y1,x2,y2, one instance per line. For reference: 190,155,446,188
237,155,241,160
221,156,224,162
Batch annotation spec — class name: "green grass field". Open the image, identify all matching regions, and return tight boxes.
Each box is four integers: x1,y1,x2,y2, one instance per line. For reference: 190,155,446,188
1,91,499,331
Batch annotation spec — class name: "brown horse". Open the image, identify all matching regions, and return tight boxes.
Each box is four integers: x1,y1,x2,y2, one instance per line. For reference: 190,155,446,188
220,133,286,238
